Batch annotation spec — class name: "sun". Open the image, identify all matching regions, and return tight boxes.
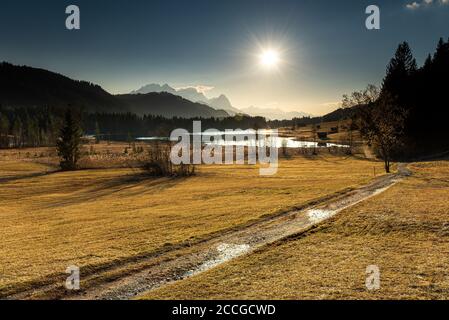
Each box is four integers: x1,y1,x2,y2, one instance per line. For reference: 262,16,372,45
259,49,280,68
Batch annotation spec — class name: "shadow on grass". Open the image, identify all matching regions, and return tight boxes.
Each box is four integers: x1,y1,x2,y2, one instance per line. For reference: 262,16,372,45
0,170,59,184
40,171,190,209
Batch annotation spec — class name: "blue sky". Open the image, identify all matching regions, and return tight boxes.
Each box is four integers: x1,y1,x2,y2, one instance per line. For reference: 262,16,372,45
1,0,448,115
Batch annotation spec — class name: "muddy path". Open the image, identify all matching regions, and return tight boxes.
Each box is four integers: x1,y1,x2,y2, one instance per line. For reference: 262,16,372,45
9,164,410,300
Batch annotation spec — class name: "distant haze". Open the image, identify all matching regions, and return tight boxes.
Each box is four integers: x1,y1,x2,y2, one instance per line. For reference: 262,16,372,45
131,84,312,119
240,106,313,120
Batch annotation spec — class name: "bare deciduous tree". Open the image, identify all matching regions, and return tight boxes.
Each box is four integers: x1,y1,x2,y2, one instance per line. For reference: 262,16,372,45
343,85,407,173
142,141,195,177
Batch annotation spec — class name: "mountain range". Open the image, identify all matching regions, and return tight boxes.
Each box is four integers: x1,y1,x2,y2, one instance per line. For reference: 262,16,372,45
131,83,242,115
0,63,228,118
131,83,312,119
0,62,314,120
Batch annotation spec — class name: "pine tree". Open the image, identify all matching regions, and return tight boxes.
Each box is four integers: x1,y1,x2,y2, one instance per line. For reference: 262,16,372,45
95,121,101,144
57,109,83,171
382,42,417,96
423,54,433,71
433,37,449,71
127,132,133,147
0,113,10,148
12,117,22,147
434,38,446,61
23,113,39,147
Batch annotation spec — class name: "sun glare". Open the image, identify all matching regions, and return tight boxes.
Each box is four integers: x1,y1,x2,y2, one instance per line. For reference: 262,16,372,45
260,50,280,69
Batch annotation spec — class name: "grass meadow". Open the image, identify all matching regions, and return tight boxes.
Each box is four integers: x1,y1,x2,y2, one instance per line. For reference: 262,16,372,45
143,161,449,300
0,145,385,295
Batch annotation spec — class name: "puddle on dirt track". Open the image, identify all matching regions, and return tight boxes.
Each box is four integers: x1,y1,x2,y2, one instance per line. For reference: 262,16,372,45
185,243,251,277
307,209,336,223
181,178,400,280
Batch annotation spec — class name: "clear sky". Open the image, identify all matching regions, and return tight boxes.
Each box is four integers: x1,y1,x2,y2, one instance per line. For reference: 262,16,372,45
1,0,448,115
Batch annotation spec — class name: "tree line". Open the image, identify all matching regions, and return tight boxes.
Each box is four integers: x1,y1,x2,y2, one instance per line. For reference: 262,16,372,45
342,37,449,172
0,105,269,148
0,106,62,148
386,38,449,148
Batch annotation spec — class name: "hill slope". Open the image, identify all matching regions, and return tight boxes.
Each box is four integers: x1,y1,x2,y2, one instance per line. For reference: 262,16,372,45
0,62,125,113
117,93,229,118
0,62,228,118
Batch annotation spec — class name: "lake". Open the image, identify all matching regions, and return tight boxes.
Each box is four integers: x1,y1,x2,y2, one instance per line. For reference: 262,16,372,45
136,130,349,149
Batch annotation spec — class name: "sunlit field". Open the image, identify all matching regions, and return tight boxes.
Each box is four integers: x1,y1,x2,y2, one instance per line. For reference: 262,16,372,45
0,147,385,296
1,0,449,306
143,161,449,300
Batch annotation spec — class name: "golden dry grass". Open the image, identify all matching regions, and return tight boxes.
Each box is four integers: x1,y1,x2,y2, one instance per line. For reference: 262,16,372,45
0,160,54,180
0,142,150,169
0,151,384,294
143,160,449,300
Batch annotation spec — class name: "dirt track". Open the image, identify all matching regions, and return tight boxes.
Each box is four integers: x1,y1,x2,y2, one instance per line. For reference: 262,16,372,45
9,164,410,300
